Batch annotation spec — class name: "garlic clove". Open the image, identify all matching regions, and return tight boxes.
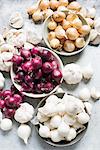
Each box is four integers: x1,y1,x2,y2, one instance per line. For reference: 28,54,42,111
48,31,56,41
87,7,96,19
79,7,87,18
78,25,91,36
82,64,93,80
55,26,66,39
58,121,70,137
85,18,94,27
72,18,82,29
65,127,76,141
76,112,90,124
0,118,13,131
90,87,100,100
75,37,85,48
48,20,57,30
79,88,90,101
49,38,60,49
17,124,31,144
50,115,62,129
50,129,64,142
90,29,98,42
90,35,100,45
64,40,75,52
53,11,66,22
39,124,50,138
66,27,79,40
84,102,92,115
62,19,71,30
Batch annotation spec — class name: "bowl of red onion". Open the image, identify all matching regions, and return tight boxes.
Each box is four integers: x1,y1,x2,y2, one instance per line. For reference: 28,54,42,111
10,47,63,98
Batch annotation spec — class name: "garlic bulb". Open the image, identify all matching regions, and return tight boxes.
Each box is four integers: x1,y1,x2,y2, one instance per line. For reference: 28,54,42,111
72,18,82,29
82,64,93,80
58,121,70,137
37,112,49,123
48,20,57,30
90,87,100,100
39,0,49,11
85,18,94,27
9,12,24,29
53,11,66,22
64,40,75,52
32,9,43,22
50,38,60,49
87,7,96,19
43,9,53,19
90,29,98,42
66,27,79,40
62,19,71,30
55,26,66,39
0,34,5,46
57,6,67,12
0,72,5,89
75,37,85,48
14,103,34,123
39,124,50,138
27,4,38,15
79,7,87,17
50,129,64,142
77,112,90,124
49,0,59,10
62,114,76,126
79,88,90,101
26,29,42,45
17,124,31,144
48,31,56,41
63,63,82,84
67,1,81,11
59,0,68,6
84,102,92,115
65,128,76,141
78,25,91,36
0,118,12,131
0,111,2,122
50,115,62,129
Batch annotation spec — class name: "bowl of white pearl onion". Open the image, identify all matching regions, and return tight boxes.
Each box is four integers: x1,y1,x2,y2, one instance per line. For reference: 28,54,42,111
31,92,91,147
43,11,90,56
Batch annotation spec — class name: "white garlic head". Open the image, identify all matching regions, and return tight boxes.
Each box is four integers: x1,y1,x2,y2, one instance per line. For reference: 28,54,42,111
0,118,12,131
58,121,70,137
90,87,100,100
77,112,90,124
79,88,90,101
82,64,93,80
63,63,82,84
50,115,62,129
39,124,50,138
14,102,34,123
65,128,76,141
17,124,31,144
50,129,64,142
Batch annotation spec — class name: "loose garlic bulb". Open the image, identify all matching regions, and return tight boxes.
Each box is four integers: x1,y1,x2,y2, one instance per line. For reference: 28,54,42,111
82,64,93,80
39,0,49,11
50,115,62,129
39,124,50,138
48,31,56,41
43,9,53,19
50,129,64,142
49,0,59,10
90,87,100,100
55,26,66,39
58,121,70,137
53,11,66,22
64,40,75,52
50,38,60,49
90,29,98,42
87,7,96,19
48,20,57,30
62,19,71,30
75,37,85,48
66,27,79,40
59,0,68,7
85,18,94,27
72,18,82,29
67,1,81,11
27,4,38,15
78,25,91,36
67,14,78,22
77,112,90,124
65,128,76,141
17,124,31,144
0,118,13,131
32,9,43,22
79,88,91,101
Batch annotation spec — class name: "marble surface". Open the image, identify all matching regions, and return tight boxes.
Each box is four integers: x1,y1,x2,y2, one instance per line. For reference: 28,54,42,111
0,0,100,150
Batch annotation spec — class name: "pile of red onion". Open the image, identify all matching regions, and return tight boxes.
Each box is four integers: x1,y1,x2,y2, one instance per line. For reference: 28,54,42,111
12,47,62,94
0,85,24,119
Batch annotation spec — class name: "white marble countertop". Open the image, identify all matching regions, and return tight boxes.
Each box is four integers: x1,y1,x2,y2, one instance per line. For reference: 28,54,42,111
0,0,100,150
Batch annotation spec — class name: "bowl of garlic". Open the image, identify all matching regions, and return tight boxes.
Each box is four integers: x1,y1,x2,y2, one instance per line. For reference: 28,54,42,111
32,92,91,146
43,11,91,56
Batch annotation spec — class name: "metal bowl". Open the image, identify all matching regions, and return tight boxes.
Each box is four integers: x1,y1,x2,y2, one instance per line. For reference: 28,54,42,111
43,12,90,56
32,92,88,147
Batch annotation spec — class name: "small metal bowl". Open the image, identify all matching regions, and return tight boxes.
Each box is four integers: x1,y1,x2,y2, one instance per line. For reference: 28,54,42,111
43,12,90,56
32,92,88,147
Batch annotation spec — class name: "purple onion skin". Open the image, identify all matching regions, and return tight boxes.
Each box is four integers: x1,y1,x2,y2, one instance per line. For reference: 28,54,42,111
12,55,23,65
21,61,33,72
3,90,12,98
32,56,42,70
52,69,62,84
51,61,58,70
20,49,31,60
31,47,40,56
35,69,42,80
44,82,54,93
40,50,54,62
42,62,53,74
0,100,5,109
3,108,15,119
